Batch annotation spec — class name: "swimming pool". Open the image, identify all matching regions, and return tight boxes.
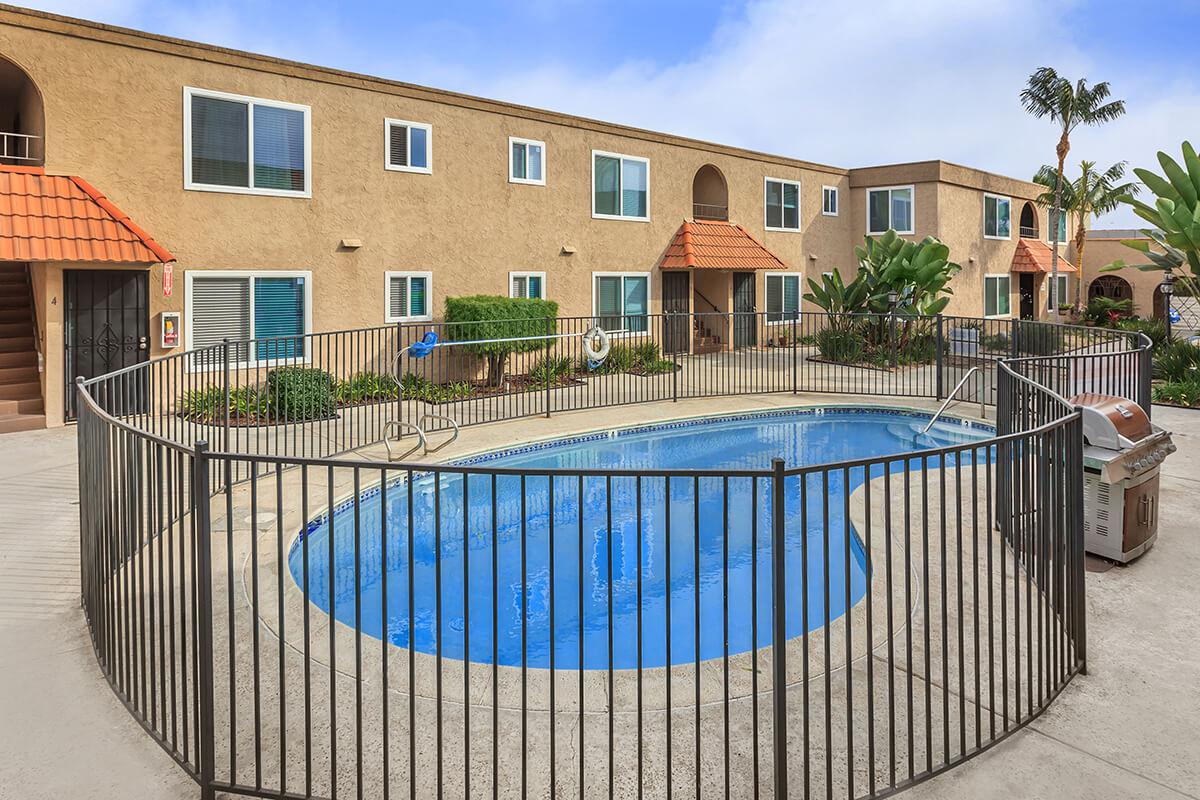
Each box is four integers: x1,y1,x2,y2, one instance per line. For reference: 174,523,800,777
288,408,992,670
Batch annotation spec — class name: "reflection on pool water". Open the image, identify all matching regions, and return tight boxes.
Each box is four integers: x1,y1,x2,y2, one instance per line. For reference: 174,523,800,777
289,408,992,669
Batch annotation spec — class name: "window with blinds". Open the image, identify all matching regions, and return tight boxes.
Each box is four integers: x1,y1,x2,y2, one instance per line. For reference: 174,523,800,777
386,273,431,322
185,88,310,197
510,272,545,299
765,274,802,322
765,178,800,231
592,151,649,220
593,274,648,332
386,120,432,173
188,273,309,367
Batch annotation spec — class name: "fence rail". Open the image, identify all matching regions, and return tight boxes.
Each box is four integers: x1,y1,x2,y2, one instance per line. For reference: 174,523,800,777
75,311,1149,800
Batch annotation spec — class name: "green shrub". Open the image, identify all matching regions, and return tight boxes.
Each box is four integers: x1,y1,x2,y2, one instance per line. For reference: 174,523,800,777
583,341,676,376
1013,321,1064,356
444,295,560,386
266,367,336,421
1116,317,1169,353
1154,339,1200,382
179,384,270,422
815,327,864,363
1153,379,1200,407
1083,296,1133,327
397,372,473,403
530,354,574,387
981,332,1010,351
335,371,399,405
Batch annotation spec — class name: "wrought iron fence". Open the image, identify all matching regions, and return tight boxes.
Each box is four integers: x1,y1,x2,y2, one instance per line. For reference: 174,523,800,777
75,311,1149,800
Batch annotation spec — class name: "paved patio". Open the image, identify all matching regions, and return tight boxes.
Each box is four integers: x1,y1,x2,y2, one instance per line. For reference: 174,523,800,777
0,399,1196,800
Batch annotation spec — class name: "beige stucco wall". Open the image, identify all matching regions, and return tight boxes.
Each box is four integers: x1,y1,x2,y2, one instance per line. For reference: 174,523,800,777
1081,235,1164,317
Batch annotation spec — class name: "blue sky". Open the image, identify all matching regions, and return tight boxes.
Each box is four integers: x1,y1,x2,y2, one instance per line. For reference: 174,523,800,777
21,0,1200,226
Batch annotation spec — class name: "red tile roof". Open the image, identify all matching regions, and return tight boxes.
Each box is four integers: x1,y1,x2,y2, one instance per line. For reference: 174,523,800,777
0,165,174,263
659,220,788,271
1011,237,1075,274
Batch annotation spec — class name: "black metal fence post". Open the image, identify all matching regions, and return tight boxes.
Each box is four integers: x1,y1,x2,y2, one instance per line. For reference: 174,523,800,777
1138,335,1154,420
221,339,231,493
771,457,788,796
192,441,217,800
1069,411,1088,675
935,315,945,399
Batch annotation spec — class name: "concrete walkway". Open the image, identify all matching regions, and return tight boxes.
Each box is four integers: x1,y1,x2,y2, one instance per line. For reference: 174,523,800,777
0,402,1196,800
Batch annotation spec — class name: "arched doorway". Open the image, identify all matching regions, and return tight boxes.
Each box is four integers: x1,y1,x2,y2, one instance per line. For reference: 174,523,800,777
0,55,44,165
1088,275,1133,304
692,164,728,221
1018,201,1038,238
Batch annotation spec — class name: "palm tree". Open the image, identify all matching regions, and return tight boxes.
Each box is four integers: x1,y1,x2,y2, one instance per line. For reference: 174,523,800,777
1032,160,1140,307
1020,68,1126,320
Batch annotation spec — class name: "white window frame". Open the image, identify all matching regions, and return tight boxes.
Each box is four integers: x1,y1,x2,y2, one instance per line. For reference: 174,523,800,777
183,87,312,198
763,176,802,232
384,271,433,323
385,118,433,174
1047,274,1070,311
983,273,1012,319
591,271,651,335
508,136,546,186
509,271,547,299
183,269,314,370
866,185,916,235
591,150,650,222
764,272,805,325
822,185,839,217
983,193,1012,240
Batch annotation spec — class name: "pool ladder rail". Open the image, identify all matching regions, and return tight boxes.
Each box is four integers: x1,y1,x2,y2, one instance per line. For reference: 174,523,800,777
382,414,460,461
922,367,987,434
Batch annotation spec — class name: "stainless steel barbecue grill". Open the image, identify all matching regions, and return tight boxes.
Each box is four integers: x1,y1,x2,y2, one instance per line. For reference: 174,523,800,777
1071,393,1176,563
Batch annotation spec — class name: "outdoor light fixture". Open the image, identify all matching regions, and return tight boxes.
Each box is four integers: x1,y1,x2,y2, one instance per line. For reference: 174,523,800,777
1161,271,1176,340
339,238,363,249
887,290,899,307
561,245,577,255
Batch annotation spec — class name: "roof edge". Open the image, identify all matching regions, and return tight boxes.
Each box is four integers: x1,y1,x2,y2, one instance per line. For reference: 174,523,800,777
67,175,176,263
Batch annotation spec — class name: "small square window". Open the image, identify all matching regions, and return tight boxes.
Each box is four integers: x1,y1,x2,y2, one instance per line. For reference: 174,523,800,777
385,272,432,321
510,271,545,299
386,119,432,174
592,151,649,220
822,186,838,216
509,137,545,185
867,186,914,234
984,194,1011,239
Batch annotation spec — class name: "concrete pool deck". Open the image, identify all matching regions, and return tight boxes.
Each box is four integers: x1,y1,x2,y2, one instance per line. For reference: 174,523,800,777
0,396,1197,799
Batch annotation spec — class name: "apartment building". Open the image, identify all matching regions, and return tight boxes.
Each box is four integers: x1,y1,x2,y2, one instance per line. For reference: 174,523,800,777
0,4,1076,430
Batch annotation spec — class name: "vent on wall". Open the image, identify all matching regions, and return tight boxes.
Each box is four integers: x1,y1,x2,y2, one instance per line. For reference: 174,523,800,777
1083,472,1111,538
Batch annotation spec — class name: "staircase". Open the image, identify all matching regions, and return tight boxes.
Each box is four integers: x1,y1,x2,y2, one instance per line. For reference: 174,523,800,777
693,316,724,354
0,264,44,434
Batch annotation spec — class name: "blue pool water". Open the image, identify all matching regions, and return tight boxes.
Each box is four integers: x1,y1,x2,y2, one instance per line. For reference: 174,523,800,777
289,408,992,670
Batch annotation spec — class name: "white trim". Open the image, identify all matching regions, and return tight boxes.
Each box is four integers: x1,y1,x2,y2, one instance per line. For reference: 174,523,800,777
183,86,312,198
764,271,804,325
590,149,650,222
983,273,1012,319
866,184,915,235
590,271,652,335
763,176,802,232
384,118,433,174
384,270,434,322
183,269,314,370
508,136,546,186
983,193,1012,240
821,185,839,217
508,270,547,299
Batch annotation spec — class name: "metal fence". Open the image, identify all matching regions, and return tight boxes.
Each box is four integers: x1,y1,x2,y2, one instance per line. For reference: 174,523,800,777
75,311,1148,800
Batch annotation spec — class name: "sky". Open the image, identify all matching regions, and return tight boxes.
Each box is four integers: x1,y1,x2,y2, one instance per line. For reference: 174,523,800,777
18,0,1200,227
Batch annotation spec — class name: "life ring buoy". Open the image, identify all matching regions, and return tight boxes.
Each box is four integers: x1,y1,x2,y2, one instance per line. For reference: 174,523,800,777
582,326,611,363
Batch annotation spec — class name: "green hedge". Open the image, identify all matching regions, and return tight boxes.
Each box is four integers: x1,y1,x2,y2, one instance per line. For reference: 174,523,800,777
444,295,560,386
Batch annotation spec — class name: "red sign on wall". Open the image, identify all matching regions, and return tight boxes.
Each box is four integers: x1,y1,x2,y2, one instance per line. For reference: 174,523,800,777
163,262,174,297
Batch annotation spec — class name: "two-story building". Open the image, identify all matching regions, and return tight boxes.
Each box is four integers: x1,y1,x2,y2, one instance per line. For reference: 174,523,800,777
0,4,1077,431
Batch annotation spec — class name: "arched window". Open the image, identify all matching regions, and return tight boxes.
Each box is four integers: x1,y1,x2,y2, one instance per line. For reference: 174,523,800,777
1018,201,1038,238
1088,275,1133,303
692,164,728,221
0,55,44,166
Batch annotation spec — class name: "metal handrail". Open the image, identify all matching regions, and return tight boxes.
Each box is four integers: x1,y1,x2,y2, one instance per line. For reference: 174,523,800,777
417,413,460,453
921,366,986,433
382,420,426,460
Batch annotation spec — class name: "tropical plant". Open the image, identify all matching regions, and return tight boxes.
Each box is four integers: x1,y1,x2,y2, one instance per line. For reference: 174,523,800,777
853,231,961,316
802,268,870,332
529,354,574,387
1153,339,1200,383
1082,296,1133,327
335,371,399,405
1020,67,1126,319
814,327,864,363
1114,318,1169,354
1032,160,1139,305
1153,379,1200,407
1100,142,1200,303
444,295,560,386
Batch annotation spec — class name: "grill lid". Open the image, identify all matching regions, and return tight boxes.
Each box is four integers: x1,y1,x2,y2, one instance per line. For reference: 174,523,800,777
1070,393,1152,450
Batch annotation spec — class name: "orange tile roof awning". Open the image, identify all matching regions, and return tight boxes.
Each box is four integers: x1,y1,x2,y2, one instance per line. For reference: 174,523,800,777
0,165,174,263
659,220,788,271
1011,238,1075,274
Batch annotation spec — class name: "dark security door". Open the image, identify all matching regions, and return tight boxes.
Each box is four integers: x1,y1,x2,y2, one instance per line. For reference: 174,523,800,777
64,270,150,419
662,271,690,354
732,271,757,348
1019,273,1035,320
